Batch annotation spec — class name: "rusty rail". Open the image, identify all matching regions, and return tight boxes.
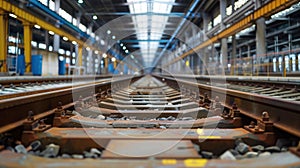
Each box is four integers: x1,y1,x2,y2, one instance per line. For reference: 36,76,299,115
154,75,300,137
0,75,141,133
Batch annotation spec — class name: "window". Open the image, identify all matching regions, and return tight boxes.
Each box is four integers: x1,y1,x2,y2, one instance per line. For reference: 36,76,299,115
38,43,47,49
273,57,277,72
285,55,290,72
278,56,282,72
291,54,296,72
79,23,87,32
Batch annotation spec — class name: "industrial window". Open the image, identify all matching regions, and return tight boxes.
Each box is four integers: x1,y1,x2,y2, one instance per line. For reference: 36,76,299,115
59,9,72,23
49,0,55,11
66,57,70,64
285,55,290,72
298,54,300,71
79,23,87,32
38,43,47,50
66,51,71,56
273,57,277,72
291,54,296,72
278,56,282,72
58,49,65,55
234,0,247,11
31,41,38,47
38,0,48,6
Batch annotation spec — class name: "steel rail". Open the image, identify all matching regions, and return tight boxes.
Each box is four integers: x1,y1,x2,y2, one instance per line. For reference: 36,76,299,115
0,75,141,133
155,75,300,137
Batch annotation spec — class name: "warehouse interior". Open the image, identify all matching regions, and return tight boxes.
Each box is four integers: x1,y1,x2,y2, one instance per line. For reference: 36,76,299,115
1,0,300,166
0,0,300,77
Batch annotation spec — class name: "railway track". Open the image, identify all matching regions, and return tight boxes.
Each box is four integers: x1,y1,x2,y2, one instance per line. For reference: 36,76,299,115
0,75,299,167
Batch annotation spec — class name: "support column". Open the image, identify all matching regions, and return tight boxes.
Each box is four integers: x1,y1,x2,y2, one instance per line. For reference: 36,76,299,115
104,57,108,74
220,0,228,72
0,10,8,72
23,22,33,73
248,45,252,76
53,0,60,52
77,45,82,67
255,0,266,76
202,12,209,75
231,35,236,75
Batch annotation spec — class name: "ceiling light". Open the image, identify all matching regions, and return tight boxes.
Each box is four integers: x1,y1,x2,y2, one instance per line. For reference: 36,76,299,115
72,41,77,45
100,40,105,45
125,50,129,54
111,57,116,62
9,14,17,18
112,35,116,39
63,37,68,41
122,46,126,50
78,0,83,4
48,31,55,35
120,43,124,47
102,53,107,58
86,47,90,51
95,51,99,54
34,24,41,29
107,30,111,35
93,15,97,20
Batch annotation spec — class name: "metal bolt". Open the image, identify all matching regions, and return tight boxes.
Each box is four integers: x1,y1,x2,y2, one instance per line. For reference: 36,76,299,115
57,102,63,109
27,111,34,121
262,111,269,121
249,121,255,128
254,125,260,132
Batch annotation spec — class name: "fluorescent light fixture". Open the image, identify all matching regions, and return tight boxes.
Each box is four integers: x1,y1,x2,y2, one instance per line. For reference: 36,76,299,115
102,53,107,58
34,24,41,29
78,0,83,4
107,30,111,35
72,41,77,45
122,46,126,50
100,40,105,45
120,43,124,47
93,15,98,20
125,50,129,53
63,37,68,41
9,14,17,18
112,35,116,39
48,31,55,35
111,57,116,62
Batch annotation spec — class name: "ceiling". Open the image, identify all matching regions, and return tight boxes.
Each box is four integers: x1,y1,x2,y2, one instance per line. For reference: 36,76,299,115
60,0,194,67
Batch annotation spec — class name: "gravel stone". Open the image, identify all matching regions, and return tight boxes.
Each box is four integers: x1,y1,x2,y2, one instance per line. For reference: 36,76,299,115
258,151,271,157
235,142,250,154
265,146,281,153
201,151,213,159
15,144,27,154
251,145,264,152
220,150,236,160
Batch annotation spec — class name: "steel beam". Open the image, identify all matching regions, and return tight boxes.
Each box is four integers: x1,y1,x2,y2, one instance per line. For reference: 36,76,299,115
0,10,7,72
163,0,299,67
23,22,32,73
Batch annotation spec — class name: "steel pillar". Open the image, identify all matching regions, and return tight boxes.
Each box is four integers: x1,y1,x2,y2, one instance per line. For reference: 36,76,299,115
0,10,8,72
23,22,32,73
